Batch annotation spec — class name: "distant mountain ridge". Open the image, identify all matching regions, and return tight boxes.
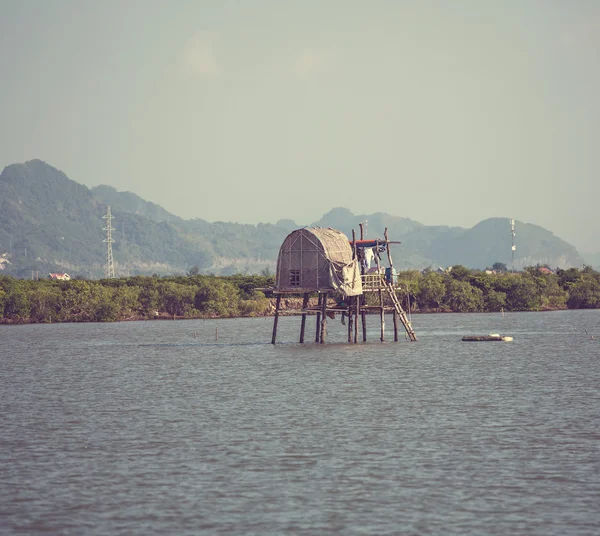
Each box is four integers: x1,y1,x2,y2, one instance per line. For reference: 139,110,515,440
0,160,584,278
90,185,182,223
312,207,582,271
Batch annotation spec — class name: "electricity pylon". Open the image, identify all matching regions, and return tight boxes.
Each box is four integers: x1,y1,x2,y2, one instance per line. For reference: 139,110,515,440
103,206,115,278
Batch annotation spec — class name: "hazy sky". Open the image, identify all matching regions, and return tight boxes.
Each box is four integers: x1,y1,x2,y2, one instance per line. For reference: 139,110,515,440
1,1,599,251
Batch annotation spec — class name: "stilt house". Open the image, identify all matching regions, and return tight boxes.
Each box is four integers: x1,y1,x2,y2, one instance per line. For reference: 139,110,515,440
271,226,417,344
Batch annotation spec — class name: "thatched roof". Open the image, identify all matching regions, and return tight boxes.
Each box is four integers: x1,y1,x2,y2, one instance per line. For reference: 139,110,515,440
275,227,362,296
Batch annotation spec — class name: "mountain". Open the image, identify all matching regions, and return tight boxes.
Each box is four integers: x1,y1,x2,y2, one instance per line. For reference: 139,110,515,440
313,209,583,270
275,219,301,232
312,208,461,268
0,160,284,277
312,207,423,238
0,160,584,278
432,218,582,270
91,185,181,223
0,160,106,273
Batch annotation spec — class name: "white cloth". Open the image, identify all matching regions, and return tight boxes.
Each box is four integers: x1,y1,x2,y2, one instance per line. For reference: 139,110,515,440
364,248,374,270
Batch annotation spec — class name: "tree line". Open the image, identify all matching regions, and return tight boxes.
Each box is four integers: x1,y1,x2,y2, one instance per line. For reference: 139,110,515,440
394,265,600,312
0,274,274,323
1,266,600,323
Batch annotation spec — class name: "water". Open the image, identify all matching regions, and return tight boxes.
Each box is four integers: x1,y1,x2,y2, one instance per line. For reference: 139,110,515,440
1,310,599,535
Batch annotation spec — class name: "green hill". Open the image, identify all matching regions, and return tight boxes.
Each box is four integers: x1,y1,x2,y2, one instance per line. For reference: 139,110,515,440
312,208,582,270
433,218,582,270
0,160,286,277
0,160,584,278
91,185,182,223
0,160,106,273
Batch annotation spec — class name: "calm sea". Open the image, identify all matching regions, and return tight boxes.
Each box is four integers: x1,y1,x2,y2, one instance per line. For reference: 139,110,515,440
1,310,599,535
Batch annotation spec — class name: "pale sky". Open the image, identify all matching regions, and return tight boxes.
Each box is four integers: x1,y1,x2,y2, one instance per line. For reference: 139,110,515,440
1,0,599,251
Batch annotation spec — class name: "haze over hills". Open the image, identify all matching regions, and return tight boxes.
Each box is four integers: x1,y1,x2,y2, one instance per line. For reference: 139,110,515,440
0,160,586,278
311,208,584,271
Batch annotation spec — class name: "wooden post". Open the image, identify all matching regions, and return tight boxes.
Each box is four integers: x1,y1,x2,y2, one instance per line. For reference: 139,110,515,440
315,293,322,342
393,309,399,342
361,306,367,342
359,222,364,240
352,228,361,344
354,295,360,343
320,292,328,344
379,289,385,342
299,292,309,343
374,241,382,275
384,228,393,269
347,296,353,343
271,294,282,344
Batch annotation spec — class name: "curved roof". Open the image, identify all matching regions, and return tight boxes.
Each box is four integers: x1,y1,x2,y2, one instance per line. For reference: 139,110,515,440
275,227,362,296
305,227,354,264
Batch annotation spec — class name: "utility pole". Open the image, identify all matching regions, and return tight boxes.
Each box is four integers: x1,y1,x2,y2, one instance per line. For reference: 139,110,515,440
103,206,115,278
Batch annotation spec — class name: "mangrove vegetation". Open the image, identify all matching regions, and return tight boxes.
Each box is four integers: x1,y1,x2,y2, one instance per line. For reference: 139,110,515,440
1,266,600,324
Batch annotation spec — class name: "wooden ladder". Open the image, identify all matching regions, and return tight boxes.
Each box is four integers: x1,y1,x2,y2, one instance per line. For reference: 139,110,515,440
385,283,417,341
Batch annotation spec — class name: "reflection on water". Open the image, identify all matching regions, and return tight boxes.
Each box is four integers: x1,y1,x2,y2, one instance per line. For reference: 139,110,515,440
1,310,600,535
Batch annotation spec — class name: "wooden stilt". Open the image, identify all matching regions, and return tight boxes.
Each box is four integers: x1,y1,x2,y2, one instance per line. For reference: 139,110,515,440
361,296,367,341
354,295,359,343
315,293,322,343
320,292,328,344
393,309,399,342
384,228,394,270
379,289,385,342
299,292,309,343
361,308,367,342
358,225,366,343
347,296,353,343
271,294,282,344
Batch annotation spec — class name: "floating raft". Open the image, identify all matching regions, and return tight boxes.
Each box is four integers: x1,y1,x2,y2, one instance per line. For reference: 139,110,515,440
462,333,513,342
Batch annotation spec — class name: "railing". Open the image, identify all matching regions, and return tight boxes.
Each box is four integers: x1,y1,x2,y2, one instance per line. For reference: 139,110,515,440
362,273,385,288
362,273,402,289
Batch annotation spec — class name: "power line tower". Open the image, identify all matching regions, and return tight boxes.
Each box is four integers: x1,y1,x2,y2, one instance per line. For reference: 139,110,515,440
510,218,516,271
103,206,115,278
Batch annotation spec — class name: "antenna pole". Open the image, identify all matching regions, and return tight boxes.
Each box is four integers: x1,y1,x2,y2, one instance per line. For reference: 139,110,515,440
103,206,115,278
511,218,516,272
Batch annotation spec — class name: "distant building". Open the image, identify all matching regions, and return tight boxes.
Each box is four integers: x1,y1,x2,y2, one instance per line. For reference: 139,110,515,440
0,254,10,271
49,272,71,281
538,267,554,275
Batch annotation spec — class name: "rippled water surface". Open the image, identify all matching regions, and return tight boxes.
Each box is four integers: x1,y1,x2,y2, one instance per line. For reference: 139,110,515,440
2,310,600,535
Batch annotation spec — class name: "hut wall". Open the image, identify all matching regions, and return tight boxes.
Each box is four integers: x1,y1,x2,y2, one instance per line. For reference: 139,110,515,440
276,229,329,292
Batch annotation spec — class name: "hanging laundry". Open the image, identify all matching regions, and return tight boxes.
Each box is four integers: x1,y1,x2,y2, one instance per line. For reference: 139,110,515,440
364,247,375,270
